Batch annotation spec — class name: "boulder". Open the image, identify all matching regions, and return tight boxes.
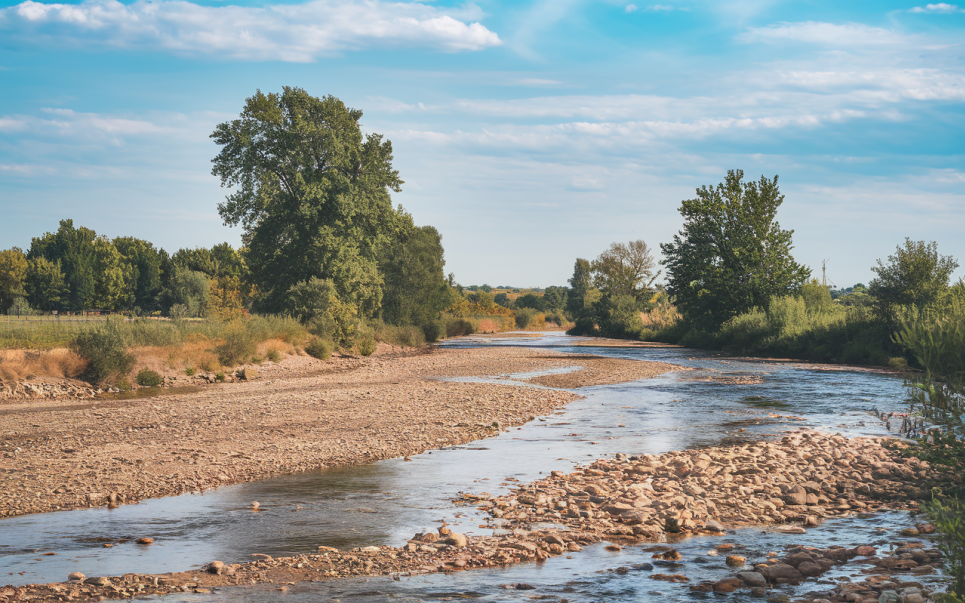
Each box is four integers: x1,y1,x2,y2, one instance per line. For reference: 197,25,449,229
68,572,85,582
758,563,803,585
737,571,768,588
237,367,259,381
726,555,746,568
798,561,823,577
714,577,742,593
207,561,225,575
445,533,468,548
83,577,110,587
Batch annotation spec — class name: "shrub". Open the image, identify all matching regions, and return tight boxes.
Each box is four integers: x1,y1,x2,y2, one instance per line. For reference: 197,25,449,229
357,330,377,356
214,320,257,366
185,366,197,376
515,307,538,329
372,323,425,348
266,349,281,362
305,338,333,360
114,376,132,391
567,317,596,336
422,320,446,343
924,497,965,597
445,317,475,337
69,319,136,385
215,371,225,382
135,368,163,387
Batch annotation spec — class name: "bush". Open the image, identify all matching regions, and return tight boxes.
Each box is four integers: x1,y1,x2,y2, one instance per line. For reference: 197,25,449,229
69,319,136,385
445,317,475,337
567,316,596,336
357,330,377,356
215,371,225,382
924,497,965,597
214,320,257,366
266,349,281,362
422,320,446,343
135,368,163,387
185,366,197,376
515,307,538,329
305,337,333,360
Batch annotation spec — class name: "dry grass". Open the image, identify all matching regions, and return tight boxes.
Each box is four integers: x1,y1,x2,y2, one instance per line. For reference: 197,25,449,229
256,338,295,359
0,348,87,382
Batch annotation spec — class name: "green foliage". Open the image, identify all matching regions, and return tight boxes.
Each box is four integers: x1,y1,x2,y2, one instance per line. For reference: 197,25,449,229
266,349,281,362
592,240,660,305
660,170,811,329
135,368,163,387
380,223,450,328
595,294,645,339
422,320,446,343
6,297,38,316
567,316,597,336
212,87,405,316
493,293,511,308
372,321,425,347
515,307,539,329
871,239,959,323
69,319,136,385
185,366,197,376
543,286,569,313
924,497,965,597
445,317,476,337
24,256,65,312
0,248,28,315
215,371,226,382
285,276,358,348
515,294,541,310
801,279,833,315
357,329,377,356
214,320,257,366
567,258,600,318
305,337,333,360
170,266,210,318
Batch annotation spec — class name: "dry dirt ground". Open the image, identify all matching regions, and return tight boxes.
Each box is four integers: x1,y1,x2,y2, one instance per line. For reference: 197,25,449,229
0,344,681,519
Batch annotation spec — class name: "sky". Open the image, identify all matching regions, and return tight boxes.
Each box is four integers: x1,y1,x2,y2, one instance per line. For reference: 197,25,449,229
0,0,963,288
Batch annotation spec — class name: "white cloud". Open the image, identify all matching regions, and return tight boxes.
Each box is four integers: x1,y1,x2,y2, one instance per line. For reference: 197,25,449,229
0,0,502,61
909,3,965,13
645,4,685,11
0,117,28,131
625,4,638,12
737,21,901,46
0,163,55,175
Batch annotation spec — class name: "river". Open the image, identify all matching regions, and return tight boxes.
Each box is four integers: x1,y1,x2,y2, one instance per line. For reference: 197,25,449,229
0,332,936,601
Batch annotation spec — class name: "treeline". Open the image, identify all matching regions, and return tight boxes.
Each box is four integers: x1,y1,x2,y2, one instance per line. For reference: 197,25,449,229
561,170,962,368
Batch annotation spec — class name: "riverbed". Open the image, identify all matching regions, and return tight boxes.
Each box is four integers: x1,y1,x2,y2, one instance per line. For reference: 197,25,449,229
0,333,919,599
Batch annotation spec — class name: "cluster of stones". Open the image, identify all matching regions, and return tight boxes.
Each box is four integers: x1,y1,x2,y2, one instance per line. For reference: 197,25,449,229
695,534,943,601
466,430,947,542
0,380,98,400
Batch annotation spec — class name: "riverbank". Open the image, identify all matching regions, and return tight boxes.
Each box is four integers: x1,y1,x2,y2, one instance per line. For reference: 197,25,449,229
0,345,680,519
6,429,957,602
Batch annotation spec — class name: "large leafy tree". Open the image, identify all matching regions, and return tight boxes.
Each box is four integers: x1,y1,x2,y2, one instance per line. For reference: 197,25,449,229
592,240,660,306
114,236,163,312
661,170,810,329
0,248,28,314
380,221,450,327
870,238,959,322
211,87,405,314
566,258,600,317
24,257,66,312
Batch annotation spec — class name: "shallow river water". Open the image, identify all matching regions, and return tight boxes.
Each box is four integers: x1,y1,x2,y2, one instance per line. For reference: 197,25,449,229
0,333,931,601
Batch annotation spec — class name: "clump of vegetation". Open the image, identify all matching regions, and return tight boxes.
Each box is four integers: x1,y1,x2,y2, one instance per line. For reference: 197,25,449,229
304,338,333,360
445,317,475,337
69,319,136,385
135,368,163,387
357,330,377,356
372,321,425,348
214,371,225,382
185,366,197,376
214,320,257,366
266,349,281,362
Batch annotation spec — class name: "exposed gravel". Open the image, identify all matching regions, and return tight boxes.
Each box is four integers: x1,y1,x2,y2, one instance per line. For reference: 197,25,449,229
0,344,679,519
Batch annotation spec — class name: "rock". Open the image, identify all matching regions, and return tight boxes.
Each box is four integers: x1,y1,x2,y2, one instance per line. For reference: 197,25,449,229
136,537,154,545
544,534,565,546
605,544,622,552
880,590,900,603
750,587,767,597
899,528,920,537
726,555,746,568
777,526,806,534
758,563,803,585
68,572,85,582
445,533,468,548
855,545,876,557
568,542,582,552
901,594,923,603
784,485,808,505
515,583,536,590
798,560,823,577
737,571,768,588
237,367,259,381
704,519,726,532
83,577,110,586
360,546,380,554
207,561,225,575
714,577,742,593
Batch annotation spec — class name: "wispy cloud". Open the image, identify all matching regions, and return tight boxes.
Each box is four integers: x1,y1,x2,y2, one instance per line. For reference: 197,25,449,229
737,21,901,46
909,3,965,13
0,0,502,61
625,4,689,12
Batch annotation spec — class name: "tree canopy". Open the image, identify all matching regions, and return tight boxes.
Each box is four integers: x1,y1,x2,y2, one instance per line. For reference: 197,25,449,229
592,240,660,305
380,222,450,327
660,170,810,329
211,87,405,315
870,238,959,321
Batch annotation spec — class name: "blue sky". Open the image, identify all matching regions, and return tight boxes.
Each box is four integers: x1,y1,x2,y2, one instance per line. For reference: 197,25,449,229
1,0,963,288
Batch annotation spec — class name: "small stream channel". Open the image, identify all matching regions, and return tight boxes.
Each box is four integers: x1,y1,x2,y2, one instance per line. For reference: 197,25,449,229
0,333,931,600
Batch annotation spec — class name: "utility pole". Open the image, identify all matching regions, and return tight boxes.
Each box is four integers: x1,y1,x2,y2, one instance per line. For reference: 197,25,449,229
822,259,828,288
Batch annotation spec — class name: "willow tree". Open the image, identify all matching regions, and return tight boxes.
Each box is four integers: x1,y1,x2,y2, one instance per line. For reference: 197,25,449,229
661,170,810,329
211,87,405,314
